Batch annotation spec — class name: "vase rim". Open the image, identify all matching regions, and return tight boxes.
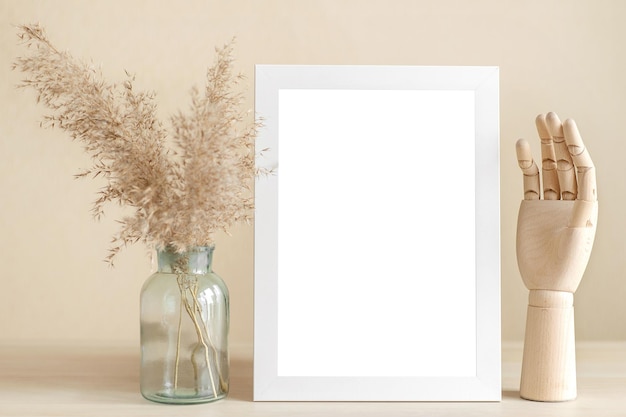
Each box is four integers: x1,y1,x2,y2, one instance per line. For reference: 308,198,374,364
158,245,215,254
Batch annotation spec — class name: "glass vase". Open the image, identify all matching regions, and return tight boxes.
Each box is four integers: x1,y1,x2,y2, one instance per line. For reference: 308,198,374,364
140,246,229,404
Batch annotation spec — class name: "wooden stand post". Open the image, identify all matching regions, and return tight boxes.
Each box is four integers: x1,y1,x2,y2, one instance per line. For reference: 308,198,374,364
520,290,577,401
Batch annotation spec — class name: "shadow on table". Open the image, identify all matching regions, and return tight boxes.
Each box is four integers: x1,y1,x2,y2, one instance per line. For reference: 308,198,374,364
228,355,253,402
502,390,523,401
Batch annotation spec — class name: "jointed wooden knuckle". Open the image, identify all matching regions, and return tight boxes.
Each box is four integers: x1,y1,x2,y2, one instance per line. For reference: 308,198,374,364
517,158,538,175
564,118,595,170
541,155,560,200
541,157,557,171
570,148,594,171
554,132,570,160
542,184,560,201
523,176,540,200
577,167,597,202
516,139,541,200
554,144,577,200
557,170,577,200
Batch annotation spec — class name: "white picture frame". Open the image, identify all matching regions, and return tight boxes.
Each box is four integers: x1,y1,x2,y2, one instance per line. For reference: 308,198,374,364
254,65,500,401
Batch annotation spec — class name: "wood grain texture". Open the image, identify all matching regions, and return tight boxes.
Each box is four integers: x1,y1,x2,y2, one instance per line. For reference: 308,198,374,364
520,290,577,401
1,343,626,416
516,200,597,293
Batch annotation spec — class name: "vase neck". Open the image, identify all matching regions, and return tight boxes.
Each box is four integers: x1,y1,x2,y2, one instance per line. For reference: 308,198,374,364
157,246,214,274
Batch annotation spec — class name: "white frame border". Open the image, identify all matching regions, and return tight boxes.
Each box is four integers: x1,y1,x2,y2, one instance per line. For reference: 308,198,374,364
254,65,500,401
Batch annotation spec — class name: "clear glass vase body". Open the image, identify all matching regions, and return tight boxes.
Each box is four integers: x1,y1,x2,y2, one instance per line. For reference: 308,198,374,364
140,246,229,404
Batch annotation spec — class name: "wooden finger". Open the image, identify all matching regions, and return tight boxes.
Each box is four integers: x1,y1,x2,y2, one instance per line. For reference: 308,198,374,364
516,138,540,200
563,119,596,201
563,118,597,227
536,114,560,200
546,112,577,200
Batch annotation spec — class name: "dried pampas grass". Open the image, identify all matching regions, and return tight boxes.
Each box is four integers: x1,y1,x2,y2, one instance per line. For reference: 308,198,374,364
13,23,261,263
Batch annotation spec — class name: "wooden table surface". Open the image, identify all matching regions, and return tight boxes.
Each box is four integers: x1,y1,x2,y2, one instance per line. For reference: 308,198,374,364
1,342,625,416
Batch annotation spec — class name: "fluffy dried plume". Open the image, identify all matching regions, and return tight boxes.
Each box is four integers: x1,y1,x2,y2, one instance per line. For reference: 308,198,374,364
14,24,260,263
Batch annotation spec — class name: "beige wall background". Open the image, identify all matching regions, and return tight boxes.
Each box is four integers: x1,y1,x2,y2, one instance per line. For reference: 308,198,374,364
1,0,625,346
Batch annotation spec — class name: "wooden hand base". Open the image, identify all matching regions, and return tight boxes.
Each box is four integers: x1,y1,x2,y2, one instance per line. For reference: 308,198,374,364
520,290,577,401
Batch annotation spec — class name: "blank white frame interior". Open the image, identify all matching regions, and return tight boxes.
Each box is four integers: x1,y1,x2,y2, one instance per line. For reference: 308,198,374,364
254,65,500,401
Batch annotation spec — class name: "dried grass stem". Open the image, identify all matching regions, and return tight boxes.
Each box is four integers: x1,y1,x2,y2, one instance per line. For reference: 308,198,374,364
14,23,261,263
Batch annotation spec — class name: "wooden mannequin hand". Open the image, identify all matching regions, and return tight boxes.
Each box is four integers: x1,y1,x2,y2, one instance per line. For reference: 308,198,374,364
515,112,598,402
515,112,598,293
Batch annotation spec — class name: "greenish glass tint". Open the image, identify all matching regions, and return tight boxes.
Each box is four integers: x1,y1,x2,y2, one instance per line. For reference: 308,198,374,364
140,246,229,404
